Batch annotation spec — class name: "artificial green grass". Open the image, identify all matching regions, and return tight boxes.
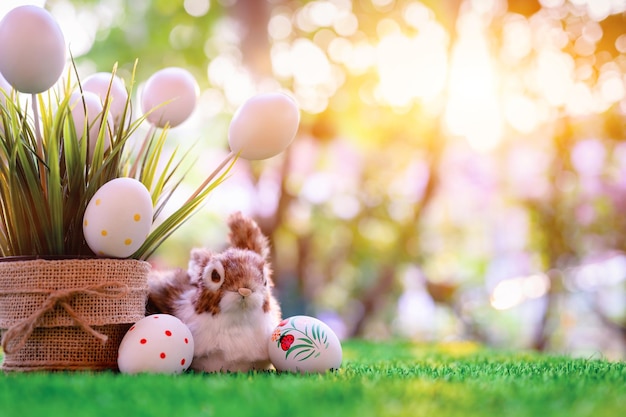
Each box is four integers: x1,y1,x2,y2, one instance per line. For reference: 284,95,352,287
0,340,624,417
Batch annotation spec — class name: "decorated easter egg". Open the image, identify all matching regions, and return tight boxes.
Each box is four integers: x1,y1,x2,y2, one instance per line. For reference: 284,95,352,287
0,5,66,94
140,67,199,128
68,91,113,158
268,315,342,374
82,177,153,258
83,72,128,127
118,314,195,374
228,92,300,160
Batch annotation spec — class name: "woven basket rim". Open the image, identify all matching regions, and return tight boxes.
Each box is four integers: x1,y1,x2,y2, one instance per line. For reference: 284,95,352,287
0,255,150,263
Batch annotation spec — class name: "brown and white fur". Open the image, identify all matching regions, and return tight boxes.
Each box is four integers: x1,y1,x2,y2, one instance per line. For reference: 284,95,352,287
147,212,282,372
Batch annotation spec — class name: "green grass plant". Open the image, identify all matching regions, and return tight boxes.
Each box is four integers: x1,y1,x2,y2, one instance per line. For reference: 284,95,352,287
1,340,623,417
0,63,234,259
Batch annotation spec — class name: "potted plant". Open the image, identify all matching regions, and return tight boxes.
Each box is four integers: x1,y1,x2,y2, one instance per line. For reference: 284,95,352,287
0,6,299,371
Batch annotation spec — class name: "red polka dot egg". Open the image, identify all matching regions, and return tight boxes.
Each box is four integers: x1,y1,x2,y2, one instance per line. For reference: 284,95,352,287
118,314,194,374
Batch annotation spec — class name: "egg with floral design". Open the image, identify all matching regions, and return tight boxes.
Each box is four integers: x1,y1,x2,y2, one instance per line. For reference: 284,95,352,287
268,315,342,374
83,178,153,258
118,314,194,374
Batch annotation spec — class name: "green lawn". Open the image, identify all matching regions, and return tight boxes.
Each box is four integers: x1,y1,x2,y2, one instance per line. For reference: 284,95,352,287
0,340,624,417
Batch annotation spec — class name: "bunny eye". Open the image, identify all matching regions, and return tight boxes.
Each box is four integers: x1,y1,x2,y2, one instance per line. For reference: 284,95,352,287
211,269,221,283
203,260,224,289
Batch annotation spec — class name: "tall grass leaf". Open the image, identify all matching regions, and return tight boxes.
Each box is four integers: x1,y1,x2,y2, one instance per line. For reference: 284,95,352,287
133,153,236,259
42,94,64,254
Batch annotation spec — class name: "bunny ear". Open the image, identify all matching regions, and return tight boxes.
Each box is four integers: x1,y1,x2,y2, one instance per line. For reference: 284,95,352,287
227,211,270,260
188,248,214,281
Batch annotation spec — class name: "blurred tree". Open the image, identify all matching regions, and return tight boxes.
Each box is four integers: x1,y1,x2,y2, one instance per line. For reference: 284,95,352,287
47,0,626,356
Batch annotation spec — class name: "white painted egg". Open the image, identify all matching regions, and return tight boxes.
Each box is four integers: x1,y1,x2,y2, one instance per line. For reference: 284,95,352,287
69,91,113,158
83,72,128,127
268,315,342,374
118,314,195,374
83,177,153,258
0,5,66,94
140,67,198,128
228,92,300,160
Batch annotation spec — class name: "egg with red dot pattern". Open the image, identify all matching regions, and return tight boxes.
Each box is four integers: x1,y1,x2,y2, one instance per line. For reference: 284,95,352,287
118,314,194,374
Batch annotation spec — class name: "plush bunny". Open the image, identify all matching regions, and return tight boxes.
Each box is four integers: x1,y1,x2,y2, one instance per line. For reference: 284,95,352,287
147,212,282,372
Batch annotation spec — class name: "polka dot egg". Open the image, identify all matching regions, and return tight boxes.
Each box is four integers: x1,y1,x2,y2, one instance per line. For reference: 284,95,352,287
118,314,194,374
83,177,153,258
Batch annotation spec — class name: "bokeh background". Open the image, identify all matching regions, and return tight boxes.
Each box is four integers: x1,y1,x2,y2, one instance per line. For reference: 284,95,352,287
6,0,625,359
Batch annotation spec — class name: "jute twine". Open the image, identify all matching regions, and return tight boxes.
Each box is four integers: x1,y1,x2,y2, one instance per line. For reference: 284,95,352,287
0,258,150,371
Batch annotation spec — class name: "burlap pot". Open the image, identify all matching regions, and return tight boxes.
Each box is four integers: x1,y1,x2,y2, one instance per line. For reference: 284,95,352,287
0,258,150,372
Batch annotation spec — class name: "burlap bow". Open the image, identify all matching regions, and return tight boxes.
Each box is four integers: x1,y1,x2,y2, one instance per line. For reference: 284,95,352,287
1,282,129,354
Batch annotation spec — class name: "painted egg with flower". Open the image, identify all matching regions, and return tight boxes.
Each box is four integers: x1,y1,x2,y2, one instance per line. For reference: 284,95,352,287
268,315,342,374
83,178,153,258
118,314,194,374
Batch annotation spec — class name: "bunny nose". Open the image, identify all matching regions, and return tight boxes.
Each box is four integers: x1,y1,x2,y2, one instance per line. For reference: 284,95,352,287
238,287,252,297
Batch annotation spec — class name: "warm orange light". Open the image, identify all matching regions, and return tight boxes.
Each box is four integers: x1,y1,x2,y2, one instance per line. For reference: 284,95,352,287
444,13,502,151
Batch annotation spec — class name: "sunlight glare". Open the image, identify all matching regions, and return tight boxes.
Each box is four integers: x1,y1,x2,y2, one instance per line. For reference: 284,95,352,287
340,40,375,75
490,279,525,310
375,22,447,108
291,38,332,87
539,0,565,7
445,15,502,151
490,273,550,310
599,72,625,104
333,11,358,37
183,0,210,17
501,15,532,62
49,0,98,57
403,1,433,29
207,55,256,106
534,49,575,107
268,13,292,41
565,82,594,115
586,0,612,21
505,94,539,133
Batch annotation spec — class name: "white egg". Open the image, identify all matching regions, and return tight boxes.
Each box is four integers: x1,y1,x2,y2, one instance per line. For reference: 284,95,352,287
0,5,66,94
268,315,342,374
118,314,195,374
140,67,199,128
83,177,153,258
83,72,129,128
228,92,300,160
69,91,113,158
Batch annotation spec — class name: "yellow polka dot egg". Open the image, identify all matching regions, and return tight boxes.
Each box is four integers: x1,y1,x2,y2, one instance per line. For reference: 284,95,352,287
83,177,153,258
